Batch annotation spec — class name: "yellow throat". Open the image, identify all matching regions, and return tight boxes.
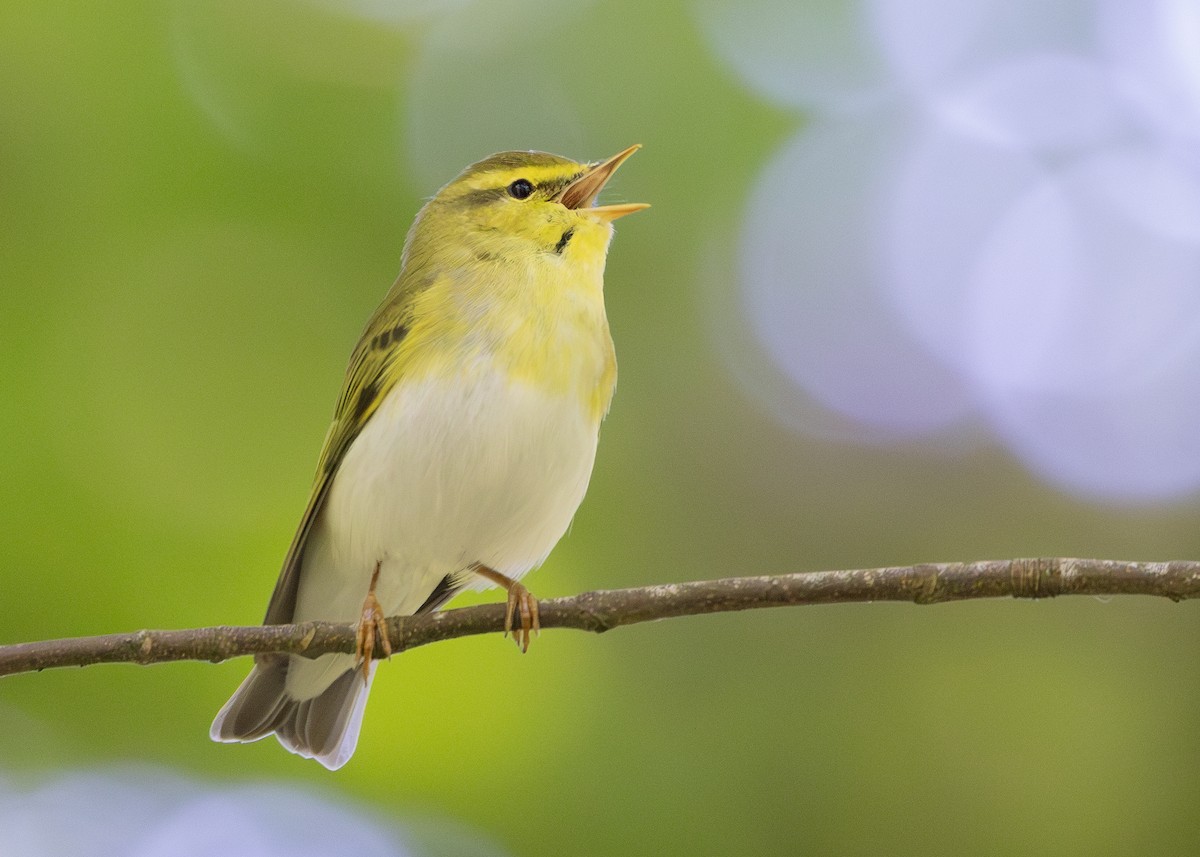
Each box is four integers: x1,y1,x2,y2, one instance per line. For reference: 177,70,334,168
369,145,648,424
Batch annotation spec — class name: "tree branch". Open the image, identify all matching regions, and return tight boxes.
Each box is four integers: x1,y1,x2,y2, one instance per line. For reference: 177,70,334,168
2,558,1197,679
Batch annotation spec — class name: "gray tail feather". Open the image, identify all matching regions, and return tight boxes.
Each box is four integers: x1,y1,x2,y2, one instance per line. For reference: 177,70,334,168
210,658,374,771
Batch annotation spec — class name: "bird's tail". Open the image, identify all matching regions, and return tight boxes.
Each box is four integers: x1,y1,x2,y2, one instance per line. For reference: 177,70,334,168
210,655,375,771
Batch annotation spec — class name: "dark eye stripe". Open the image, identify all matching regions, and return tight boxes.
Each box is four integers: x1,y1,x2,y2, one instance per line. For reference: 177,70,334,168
455,187,508,206
451,170,581,208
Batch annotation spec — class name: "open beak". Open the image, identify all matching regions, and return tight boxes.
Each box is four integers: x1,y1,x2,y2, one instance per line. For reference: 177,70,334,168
557,144,650,221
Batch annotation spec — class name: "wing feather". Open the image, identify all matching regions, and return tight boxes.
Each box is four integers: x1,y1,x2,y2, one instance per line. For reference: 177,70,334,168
261,273,435,625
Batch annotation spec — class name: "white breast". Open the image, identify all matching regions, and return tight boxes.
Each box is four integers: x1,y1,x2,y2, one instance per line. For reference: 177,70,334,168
290,367,602,627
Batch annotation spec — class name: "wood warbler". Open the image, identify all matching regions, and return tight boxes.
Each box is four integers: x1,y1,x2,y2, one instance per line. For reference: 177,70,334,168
210,146,647,769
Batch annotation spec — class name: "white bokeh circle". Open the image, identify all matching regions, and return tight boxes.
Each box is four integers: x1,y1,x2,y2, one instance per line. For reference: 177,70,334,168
693,0,891,112
739,115,974,438
703,0,1200,502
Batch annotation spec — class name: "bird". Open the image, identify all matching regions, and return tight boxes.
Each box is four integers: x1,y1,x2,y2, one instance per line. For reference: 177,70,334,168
210,145,647,769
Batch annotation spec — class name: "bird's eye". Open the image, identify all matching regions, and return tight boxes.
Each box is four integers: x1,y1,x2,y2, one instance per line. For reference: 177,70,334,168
507,179,534,200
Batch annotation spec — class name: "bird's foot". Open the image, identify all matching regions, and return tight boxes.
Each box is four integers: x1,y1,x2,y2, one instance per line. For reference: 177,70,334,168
504,580,541,653
355,565,392,677
472,565,541,653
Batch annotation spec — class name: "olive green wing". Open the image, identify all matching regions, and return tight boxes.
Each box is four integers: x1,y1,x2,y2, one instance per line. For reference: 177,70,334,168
261,292,418,625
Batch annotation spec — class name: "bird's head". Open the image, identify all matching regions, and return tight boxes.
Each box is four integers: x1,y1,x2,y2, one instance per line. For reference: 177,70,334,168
405,145,648,269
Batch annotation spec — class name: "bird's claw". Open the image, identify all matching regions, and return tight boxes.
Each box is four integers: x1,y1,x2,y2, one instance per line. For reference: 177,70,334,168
355,591,392,678
504,582,541,653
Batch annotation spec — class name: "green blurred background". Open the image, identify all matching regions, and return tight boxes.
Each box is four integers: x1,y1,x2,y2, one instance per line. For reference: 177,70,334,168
2,1,1199,855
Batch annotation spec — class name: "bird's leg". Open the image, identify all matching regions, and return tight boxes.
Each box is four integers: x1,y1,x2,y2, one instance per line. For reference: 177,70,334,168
355,560,392,677
471,564,540,653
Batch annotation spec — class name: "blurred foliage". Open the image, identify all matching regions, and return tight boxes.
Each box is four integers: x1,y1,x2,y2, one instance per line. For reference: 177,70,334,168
1,1,1198,855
